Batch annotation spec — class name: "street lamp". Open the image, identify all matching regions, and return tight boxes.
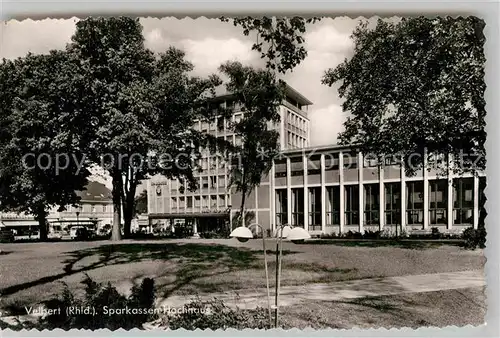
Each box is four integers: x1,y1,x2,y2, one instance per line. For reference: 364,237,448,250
274,225,310,327
230,223,310,328
230,223,272,327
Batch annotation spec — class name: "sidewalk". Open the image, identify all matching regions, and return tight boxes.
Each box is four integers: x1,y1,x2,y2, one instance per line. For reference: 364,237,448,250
157,269,485,309
0,269,484,328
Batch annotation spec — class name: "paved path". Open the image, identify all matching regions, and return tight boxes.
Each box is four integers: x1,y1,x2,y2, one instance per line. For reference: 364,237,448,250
0,269,484,328
157,269,485,310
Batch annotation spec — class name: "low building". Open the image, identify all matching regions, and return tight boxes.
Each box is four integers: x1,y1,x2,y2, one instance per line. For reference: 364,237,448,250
0,181,113,235
148,145,486,236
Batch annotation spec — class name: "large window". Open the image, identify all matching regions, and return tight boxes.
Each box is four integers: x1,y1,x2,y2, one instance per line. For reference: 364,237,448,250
385,183,401,225
187,197,193,208
344,185,359,225
308,187,322,230
364,184,379,225
429,180,447,225
453,178,474,224
291,188,305,227
407,181,424,225
326,186,340,225
275,189,288,226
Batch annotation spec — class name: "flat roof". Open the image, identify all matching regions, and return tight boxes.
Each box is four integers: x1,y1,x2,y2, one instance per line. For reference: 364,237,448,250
210,81,313,106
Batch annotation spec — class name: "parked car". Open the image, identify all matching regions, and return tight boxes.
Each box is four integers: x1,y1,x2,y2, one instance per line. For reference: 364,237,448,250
48,225,64,240
0,228,15,243
70,226,91,240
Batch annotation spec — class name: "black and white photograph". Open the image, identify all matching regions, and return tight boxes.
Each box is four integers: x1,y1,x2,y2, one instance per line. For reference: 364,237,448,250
0,14,488,331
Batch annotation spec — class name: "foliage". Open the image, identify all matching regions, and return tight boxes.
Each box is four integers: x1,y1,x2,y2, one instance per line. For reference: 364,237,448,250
323,17,486,176
163,297,269,330
431,227,442,239
462,225,486,250
134,189,148,216
67,17,228,239
220,16,321,73
41,274,156,330
219,61,283,225
0,52,91,240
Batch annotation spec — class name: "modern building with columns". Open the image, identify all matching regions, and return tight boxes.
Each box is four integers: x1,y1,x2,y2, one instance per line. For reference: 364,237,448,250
147,85,485,236
269,146,485,235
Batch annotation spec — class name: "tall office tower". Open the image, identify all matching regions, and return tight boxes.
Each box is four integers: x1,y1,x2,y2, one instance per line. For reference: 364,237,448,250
147,83,313,235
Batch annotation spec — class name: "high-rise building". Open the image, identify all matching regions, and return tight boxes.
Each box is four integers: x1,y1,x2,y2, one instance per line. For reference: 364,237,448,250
147,83,312,234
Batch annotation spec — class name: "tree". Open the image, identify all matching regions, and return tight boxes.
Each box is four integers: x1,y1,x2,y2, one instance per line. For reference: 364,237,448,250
219,61,284,227
0,52,91,241
220,16,321,74
322,17,486,176
134,190,148,216
68,18,225,240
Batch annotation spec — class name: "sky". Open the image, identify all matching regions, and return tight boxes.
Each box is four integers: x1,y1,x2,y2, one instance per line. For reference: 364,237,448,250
0,16,363,189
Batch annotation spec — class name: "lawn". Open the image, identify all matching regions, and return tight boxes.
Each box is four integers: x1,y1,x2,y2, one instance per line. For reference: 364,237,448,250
279,287,486,329
0,238,485,319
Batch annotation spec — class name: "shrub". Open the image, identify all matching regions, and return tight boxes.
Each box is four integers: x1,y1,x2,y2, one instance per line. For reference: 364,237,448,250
462,225,486,250
344,230,363,239
41,274,156,330
431,227,442,239
163,297,270,330
363,230,381,239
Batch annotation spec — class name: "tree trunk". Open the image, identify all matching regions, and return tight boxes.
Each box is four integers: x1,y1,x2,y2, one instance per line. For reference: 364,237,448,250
111,172,122,241
123,191,136,238
122,175,137,239
35,206,48,241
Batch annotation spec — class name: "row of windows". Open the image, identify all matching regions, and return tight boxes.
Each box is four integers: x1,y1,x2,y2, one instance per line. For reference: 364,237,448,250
274,152,402,177
65,204,108,213
157,176,228,196
275,178,482,227
170,195,228,209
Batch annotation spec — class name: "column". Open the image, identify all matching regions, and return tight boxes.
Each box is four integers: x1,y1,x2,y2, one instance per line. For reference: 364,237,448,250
447,155,454,230
286,157,292,225
339,151,345,234
379,165,384,231
303,153,308,231
400,158,406,231
193,218,199,237
423,149,429,229
473,175,479,229
358,151,364,233
320,154,326,233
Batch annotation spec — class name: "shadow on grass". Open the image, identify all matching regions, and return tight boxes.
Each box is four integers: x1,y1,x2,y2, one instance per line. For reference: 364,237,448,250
0,242,299,301
302,239,463,250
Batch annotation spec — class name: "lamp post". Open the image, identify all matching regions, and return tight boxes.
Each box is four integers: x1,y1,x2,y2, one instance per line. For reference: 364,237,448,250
230,223,310,328
230,223,272,327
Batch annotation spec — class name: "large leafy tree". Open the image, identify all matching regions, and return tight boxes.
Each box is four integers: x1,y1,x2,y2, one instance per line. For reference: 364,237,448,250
221,16,321,74
0,51,91,241
69,17,224,240
323,17,486,176
219,61,283,227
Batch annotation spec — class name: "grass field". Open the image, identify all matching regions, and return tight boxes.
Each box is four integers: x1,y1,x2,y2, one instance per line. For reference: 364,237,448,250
0,238,485,326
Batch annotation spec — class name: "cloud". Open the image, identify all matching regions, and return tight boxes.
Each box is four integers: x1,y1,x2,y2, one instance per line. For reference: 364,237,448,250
180,38,259,76
0,18,77,59
309,104,349,146
305,24,353,54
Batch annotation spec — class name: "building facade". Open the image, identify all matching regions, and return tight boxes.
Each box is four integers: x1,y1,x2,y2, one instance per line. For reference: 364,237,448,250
147,84,312,233
0,181,113,236
147,86,486,236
